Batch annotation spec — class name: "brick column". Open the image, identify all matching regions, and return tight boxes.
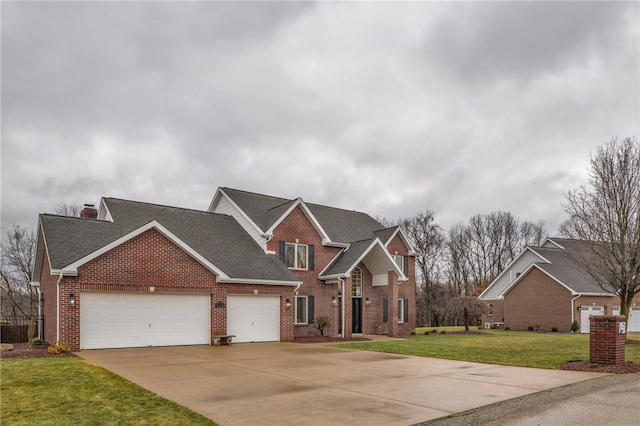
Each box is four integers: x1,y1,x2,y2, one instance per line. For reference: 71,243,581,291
387,271,399,337
590,316,625,365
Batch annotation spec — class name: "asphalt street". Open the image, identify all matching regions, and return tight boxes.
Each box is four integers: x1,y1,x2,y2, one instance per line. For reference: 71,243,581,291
418,373,640,426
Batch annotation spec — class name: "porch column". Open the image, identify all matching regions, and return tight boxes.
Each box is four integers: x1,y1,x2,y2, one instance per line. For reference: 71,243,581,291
387,271,399,337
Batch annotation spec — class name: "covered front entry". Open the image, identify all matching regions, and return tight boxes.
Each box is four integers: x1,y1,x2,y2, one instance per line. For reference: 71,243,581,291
580,306,604,333
226,295,280,343
80,292,211,350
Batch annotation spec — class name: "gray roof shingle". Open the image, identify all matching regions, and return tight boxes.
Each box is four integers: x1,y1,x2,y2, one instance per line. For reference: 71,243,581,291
523,238,616,294
222,187,387,244
41,198,299,283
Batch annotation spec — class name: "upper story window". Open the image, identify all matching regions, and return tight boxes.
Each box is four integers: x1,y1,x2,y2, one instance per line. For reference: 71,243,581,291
279,241,315,271
392,255,404,274
352,267,362,297
285,243,307,270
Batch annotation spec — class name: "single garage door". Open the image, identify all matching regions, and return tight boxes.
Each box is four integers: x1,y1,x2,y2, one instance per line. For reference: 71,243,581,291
629,307,640,332
80,292,210,350
227,295,280,343
580,306,604,333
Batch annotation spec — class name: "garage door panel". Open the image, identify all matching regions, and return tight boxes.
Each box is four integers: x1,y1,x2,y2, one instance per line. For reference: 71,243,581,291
227,296,280,343
80,292,210,349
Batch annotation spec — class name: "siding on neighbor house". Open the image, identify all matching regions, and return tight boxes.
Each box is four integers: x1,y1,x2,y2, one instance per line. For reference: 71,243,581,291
482,250,544,300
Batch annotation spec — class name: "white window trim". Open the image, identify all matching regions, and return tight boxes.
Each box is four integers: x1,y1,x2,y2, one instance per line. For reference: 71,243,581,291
352,267,363,297
397,298,404,323
286,242,309,270
393,255,404,274
295,295,308,324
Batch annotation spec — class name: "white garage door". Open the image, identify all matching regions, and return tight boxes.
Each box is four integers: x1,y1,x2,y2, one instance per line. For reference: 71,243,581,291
80,292,210,350
580,306,604,333
227,295,280,343
629,307,640,332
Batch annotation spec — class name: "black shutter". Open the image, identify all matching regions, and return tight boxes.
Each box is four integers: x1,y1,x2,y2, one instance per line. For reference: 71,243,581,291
308,245,315,271
383,298,389,323
308,295,314,323
279,241,285,262
404,256,409,277
404,298,409,323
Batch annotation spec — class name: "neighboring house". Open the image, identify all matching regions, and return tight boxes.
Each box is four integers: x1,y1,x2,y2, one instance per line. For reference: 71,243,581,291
479,237,640,333
32,188,416,350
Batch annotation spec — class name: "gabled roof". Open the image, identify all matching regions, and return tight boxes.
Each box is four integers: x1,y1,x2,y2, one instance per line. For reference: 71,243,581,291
319,237,405,280
482,237,616,299
217,187,396,245
36,198,300,285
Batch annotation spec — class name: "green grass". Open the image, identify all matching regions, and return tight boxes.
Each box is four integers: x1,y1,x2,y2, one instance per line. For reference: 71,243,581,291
0,358,216,426
338,330,640,369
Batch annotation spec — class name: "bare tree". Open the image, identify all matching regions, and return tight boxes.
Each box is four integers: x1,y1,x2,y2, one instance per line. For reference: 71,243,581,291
561,136,640,327
1,224,37,317
400,211,446,327
55,202,82,217
446,212,545,295
446,296,488,331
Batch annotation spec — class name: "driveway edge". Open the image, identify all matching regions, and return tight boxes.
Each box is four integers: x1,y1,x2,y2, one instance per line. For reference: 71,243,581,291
414,373,640,426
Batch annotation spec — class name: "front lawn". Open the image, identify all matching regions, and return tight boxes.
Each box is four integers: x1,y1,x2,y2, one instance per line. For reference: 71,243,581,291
0,358,216,426
338,331,640,369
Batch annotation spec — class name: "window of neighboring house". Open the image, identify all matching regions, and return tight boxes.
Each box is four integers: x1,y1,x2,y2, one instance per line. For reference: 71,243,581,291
295,295,307,324
398,298,404,323
352,267,362,297
285,243,308,270
393,255,404,274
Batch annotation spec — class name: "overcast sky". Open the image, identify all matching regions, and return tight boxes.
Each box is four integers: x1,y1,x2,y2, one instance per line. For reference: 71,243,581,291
2,1,639,239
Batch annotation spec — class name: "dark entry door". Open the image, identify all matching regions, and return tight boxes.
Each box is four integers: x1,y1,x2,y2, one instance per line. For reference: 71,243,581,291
352,298,362,333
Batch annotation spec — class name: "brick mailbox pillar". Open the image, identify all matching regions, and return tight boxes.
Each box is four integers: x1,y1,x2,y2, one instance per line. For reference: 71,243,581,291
589,316,625,365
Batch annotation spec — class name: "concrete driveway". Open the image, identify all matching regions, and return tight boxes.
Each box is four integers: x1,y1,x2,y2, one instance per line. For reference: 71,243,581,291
78,342,604,426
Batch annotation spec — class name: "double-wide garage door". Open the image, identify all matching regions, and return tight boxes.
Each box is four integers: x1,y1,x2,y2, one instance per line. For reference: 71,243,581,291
80,292,210,350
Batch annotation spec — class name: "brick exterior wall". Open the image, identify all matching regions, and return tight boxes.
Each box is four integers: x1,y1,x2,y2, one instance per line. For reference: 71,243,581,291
590,316,625,364
267,206,416,338
43,228,295,350
41,205,418,349
480,299,505,327
503,268,573,331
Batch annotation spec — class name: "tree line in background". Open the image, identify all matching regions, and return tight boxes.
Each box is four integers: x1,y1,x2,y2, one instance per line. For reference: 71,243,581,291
379,210,546,327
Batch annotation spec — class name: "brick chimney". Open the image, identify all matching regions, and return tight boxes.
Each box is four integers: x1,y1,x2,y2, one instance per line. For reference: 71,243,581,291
80,203,98,219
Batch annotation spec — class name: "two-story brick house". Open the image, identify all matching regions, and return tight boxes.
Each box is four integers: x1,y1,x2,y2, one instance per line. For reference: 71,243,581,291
32,187,416,350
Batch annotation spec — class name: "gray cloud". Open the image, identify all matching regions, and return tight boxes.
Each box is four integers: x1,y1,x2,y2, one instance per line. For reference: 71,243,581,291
2,1,638,238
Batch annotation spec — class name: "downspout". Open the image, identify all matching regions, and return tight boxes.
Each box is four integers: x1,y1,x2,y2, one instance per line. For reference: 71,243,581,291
37,286,42,340
571,294,581,325
338,278,345,339
56,272,63,343
293,283,301,295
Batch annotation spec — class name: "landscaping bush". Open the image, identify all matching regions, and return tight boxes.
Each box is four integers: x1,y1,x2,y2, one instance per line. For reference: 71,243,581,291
439,330,447,334
571,321,579,333
313,316,331,336
47,343,71,354
504,326,510,331
551,327,558,332
528,326,535,331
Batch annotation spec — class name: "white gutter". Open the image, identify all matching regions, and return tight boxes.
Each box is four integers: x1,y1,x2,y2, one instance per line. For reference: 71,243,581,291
56,272,63,343
571,294,581,325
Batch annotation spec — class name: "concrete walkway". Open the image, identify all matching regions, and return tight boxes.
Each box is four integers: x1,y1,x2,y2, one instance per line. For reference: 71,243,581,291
78,342,604,426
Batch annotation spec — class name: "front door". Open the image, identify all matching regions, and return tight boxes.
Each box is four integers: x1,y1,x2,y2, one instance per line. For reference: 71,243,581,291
352,298,362,333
